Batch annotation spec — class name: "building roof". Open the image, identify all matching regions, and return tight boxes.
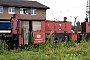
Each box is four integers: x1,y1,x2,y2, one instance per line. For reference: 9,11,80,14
0,0,50,9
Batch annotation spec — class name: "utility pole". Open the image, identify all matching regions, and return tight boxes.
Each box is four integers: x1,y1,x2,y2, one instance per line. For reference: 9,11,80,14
86,0,90,21
74,16,78,27
74,16,78,30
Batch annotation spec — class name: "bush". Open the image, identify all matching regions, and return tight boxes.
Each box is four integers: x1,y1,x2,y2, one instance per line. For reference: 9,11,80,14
0,40,8,53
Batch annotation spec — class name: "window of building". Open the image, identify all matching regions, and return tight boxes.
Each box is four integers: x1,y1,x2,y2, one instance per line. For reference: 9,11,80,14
8,7,15,14
0,6,3,13
20,8,26,14
30,8,36,15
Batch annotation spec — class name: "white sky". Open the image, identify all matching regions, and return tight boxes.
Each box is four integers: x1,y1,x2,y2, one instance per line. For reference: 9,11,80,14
34,0,87,25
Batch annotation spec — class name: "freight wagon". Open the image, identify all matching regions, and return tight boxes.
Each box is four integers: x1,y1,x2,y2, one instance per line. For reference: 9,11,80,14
0,14,90,49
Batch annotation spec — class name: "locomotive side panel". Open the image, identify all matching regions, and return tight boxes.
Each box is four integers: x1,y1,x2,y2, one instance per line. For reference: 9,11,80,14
33,32,45,44
55,21,71,33
69,34,77,40
41,21,45,32
81,22,86,32
65,22,72,33
45,21,54,33
86,22,90,33
81,22,90,33
55,22,65,33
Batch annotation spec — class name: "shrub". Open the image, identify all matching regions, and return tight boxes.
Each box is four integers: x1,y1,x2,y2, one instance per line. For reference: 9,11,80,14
0,40,8,50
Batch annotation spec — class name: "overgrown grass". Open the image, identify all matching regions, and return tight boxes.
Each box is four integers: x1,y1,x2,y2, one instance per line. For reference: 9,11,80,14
0,39,90,60
0,40,8,54
0,32,90,60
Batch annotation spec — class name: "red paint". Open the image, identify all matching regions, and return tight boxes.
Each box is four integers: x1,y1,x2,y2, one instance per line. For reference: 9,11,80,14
45,21,54,33
19,35,23,45
65,22,72,33
11,14,23,45
55,21,65,33
33,32,45,44
17,20,22,34
86,22,90,32
11,15,22,34
11,17,18,34
81,22,90,33
55,21,71,33
75,27,78,34
41,21,45,32
69,33,77,40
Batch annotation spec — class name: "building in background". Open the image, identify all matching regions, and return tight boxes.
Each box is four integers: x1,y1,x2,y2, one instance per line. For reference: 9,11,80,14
0,0,49,30
0,0,49,21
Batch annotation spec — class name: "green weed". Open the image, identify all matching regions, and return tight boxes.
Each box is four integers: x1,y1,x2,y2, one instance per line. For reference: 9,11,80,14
0,37,90,60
